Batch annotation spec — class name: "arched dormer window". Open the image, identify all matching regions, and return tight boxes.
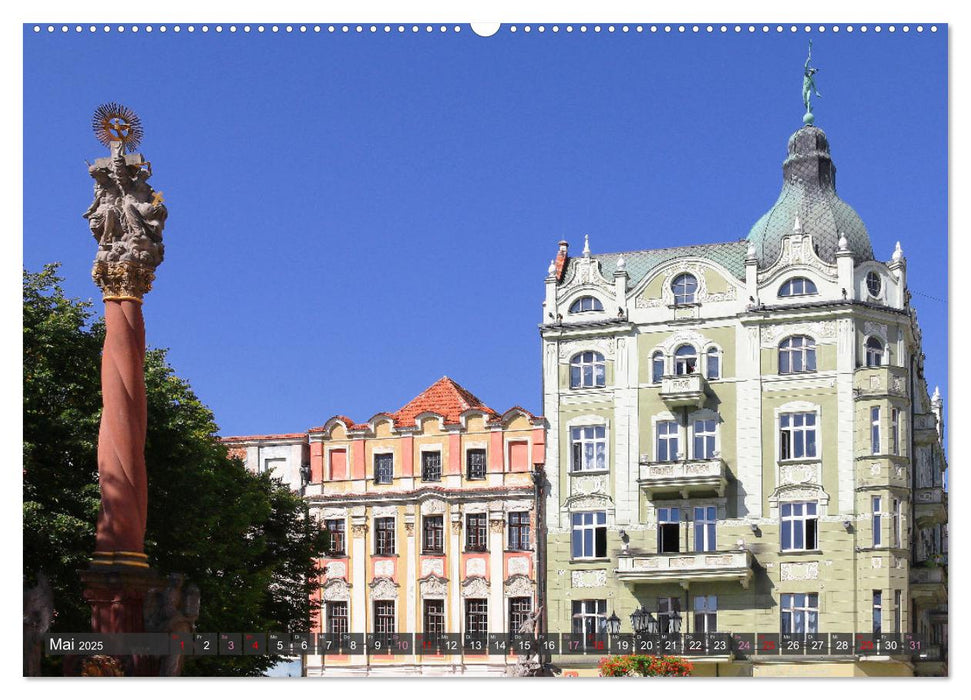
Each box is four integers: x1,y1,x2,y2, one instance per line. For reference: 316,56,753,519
674,344,698,375
569,296,604,313
779,277,818,297
672,273,698,305
706,347,721,380
779,336,816,375
865,337,885,367
651,351,665,384
570,351,606,389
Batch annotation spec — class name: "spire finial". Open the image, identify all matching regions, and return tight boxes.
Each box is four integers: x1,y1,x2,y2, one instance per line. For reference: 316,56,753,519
932,386,941,404
547,259,556,276
583,234,591,258
892,241,904,262
793,214,802,233
616,254,626,271
838,232,848,251
802,40,821,125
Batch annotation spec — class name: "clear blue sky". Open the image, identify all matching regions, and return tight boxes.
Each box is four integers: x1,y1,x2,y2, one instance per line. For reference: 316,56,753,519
23,24,948,437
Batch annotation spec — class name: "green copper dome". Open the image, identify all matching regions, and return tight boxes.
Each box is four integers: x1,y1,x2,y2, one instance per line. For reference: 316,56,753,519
747,124,873,267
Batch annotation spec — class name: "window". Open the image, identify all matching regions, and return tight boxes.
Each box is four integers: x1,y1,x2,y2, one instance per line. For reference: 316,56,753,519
466,513,488,551
872,591,883,635
571,426,607,472
672,273,698,305
780,412,817,460
652,351,665,383
658,597,682,634
781,502,818,551
571,511,607,559
324,519,346,556
374,601,395,635
866,271,882,297
570,351,606,389
508,511,531,551
872,496,882,547
780,593,818,634
656,420,679,462
779,277,818,297
693,595,717,633
657,507,681,554
706,348,721,380
569,296,604,313
375,517,396,555
871,406,881,455
891,408,900,455
509,597,533,633
674,344,698,375
465,600,488,636
892,499,901,548
424,600,445,636
421,451,442,482
374,453,394,484
693,418,716,459
779,336,816,374
694,506,716,552
466,448,487,480
894,590,901,633
327,601,349,636
865,337,884,367
423,515,444,554
571,599,606,636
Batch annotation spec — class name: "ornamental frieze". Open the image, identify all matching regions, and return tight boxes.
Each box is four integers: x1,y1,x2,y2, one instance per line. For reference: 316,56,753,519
421,558,445,578
504,574,535,598
557,338,615,362
558,257,613,297
322,507,347,520
863,321,889,342
506,557,530,576
571,475,608,497
324,561,347,579
570,569,607,588
418,574,448,599
369,577,399,601
462,576,490,599
780,561,819,581
322,578,351,601
761,320,837,346
420,499,447,515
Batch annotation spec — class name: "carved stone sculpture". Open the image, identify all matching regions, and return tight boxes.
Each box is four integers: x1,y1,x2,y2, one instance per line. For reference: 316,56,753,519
143,574,201,676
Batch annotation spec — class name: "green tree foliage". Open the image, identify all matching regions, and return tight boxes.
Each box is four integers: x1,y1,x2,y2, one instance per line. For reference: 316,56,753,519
23,265,326,676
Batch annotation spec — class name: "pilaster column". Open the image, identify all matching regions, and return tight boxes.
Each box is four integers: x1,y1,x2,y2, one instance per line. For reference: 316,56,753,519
489,514,505,637
351,517,368,634
450,514,462,647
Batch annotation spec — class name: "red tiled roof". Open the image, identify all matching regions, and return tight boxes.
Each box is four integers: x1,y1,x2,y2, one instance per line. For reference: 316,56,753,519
393,376,496,427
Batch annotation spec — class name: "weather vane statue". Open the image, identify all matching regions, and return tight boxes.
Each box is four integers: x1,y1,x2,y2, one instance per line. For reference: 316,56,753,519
802,40,822,125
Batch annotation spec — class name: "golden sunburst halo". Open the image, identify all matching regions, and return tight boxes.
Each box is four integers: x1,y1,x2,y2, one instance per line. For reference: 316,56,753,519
92,103,143,153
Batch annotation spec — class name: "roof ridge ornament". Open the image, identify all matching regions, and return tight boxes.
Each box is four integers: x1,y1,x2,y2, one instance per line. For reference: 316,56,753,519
802,40,821,126
793,214,802,233
838,232,848,251
892,241,904,262
583,234,591,258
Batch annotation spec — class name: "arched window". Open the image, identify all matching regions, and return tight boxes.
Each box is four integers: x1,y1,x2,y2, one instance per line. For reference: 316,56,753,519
569,296,604,313
570,351,606,388
865,271,882,298
671,273,698,305
706,347,721,380
779,336,817,374
674,344,698,375
779,277,818,297
652,351,665,384
865,337,885,367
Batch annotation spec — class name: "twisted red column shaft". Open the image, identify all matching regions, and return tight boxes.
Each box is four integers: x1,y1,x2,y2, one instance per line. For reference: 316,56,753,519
94,300,148,553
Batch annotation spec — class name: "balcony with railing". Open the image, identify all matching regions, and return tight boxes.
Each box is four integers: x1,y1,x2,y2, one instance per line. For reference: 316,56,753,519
616,550,753,588
637,458,728,499
659,374,708,409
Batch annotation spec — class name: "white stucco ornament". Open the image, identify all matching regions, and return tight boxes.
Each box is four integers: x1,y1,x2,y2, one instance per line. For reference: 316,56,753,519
892,241,903,262
838,232,848,251
548,259,556,276
583,234,591,258
616,254,626,271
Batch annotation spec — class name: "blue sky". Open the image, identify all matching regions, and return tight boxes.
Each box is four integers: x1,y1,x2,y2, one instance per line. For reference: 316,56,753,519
23,23,948,437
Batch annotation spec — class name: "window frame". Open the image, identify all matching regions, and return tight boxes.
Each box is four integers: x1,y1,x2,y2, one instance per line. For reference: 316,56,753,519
866,271,883,298
891,408,900,455
571,511,607,559
778,335,817,375
373,452,394,485
327,600,349,637
324,518,346,557
657,507,681,554
693,506,717,553
693,595,717,633
507,511,531,551
420,450,442,482
423,599,446,636
656,420,680,463
652,351,665,384
658,596,682,634
570,425,608,472
865,336,885,367
674,344,698,375
569,295,604,314
464,599,489,636
871,406,881,455
779,276,819,297
872,590,883,635
571,599,606,637
671,273,698,306
872,496,882,548
705,347,721,380
780,593,819,634
692,418,716,460
465,512,488,552
780,501,818,551
422,515,444,554
374,600,396,635
779,411,818,461
466,448,487,480
374,516,396,556
509,596,533,634
569,351,607,389
892,498,901,548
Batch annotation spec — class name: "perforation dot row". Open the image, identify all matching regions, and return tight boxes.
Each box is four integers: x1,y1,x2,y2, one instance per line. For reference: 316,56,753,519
31,24,939,34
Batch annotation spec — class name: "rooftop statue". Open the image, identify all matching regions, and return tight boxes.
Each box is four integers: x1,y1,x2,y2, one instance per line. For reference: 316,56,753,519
802,40,822,125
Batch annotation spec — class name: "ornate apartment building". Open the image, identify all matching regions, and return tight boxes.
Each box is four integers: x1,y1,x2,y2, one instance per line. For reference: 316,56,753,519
539,119,948,676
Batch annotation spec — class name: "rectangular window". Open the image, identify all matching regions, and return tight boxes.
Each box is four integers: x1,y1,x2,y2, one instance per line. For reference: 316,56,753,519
693,506,716,552
571,599,606,637
781,502,818,551
374,600,395,635
872,590,883,635
328,448,347,480
327,601,349,637
872,496,882,547
894,590,901,633
656,420,679,462
571,426,607,471
658,597,682,634
466,513,488,551
375,517,396,555
706,351,720,380
508,441,530,471
871,406,881,455
421,451,442,482
508,511,531,551
374,453,394,484
693,595,717,633
509,597,533,633
657,507,681,554
466,448,487,480
324,518,346,556
652,353,665,383
780,412,817,460
693,419,716,460
465,599,488,636
892,498,901,548
571,511,607,559
423,600,445,635
422,515,444,554
780,593,818,634
891,408,900,455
